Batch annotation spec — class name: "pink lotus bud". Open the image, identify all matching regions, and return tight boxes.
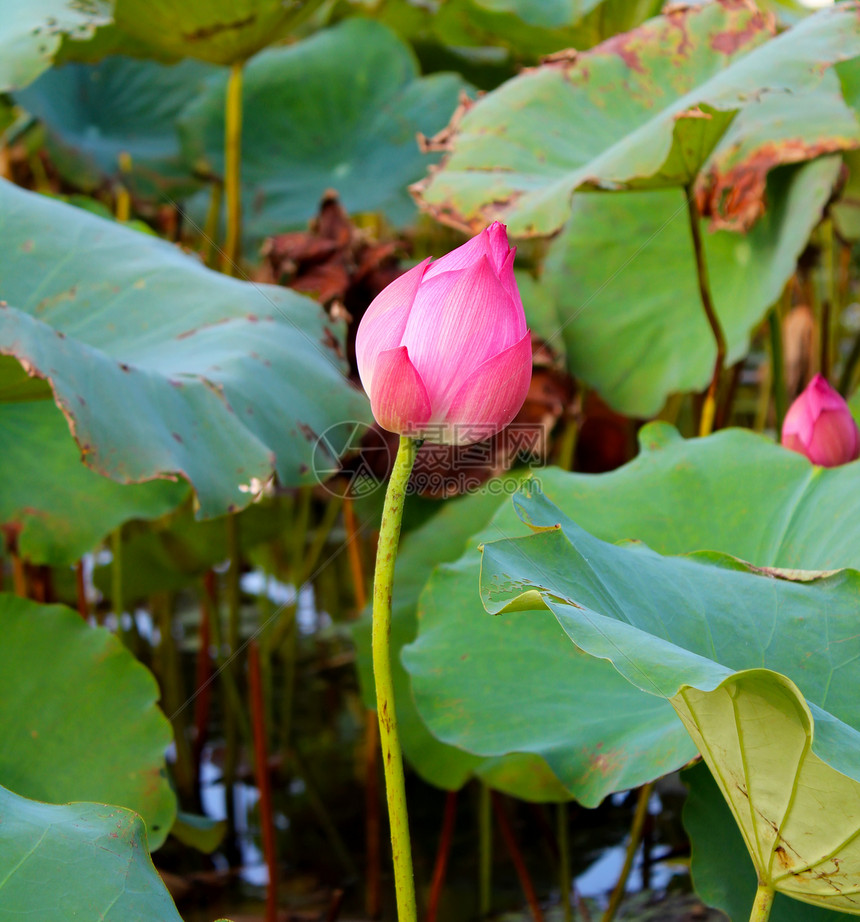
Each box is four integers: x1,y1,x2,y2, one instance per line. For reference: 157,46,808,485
355,222,532,445
781,374,860,467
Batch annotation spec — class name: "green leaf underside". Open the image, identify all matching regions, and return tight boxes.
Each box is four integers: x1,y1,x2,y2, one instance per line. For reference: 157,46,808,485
111,0,310,65
179,18,469,243
0,784,181,920
15,56,217,201
474,488,860,911
0,179,370,518
401,425,860,804
0,400,188,566
675,673,860,913
540,158,839,417
416,1,860,237
684,760,856,922
0,594,175,850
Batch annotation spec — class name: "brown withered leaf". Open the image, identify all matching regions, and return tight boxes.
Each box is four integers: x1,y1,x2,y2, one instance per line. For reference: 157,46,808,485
259,190,406,373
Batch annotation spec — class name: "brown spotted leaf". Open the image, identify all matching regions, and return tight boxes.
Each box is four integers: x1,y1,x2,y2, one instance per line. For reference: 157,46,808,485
414,0,860,237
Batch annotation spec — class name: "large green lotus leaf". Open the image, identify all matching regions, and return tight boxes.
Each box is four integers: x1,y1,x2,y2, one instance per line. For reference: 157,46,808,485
0,399,188,566
414,2,860,237
15,56,217,201
541,158,839,417
405,542,687,805
675,672,860,915
0,594,175,849
110,0,312,65
470,489,860,798
353,476,569,798
684,760,855,922
179,18,468,243
0,0,111,92
401,424,860,803
0,785,182,920
0,180,370,518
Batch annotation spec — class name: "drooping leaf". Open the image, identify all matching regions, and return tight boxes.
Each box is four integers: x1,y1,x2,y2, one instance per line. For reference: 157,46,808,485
179,18,469,243
0,785,182,920
472,489,860,912
0,594,175,849
684,760,854,922
540,158,839,416
171,811,226,853
15,56,217,201
414,2,860,237
675,671,860,915
0,180,370,518
0,399,187,566
401,424,860,803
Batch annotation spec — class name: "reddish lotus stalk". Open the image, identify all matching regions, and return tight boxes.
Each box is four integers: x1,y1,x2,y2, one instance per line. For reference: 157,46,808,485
426,790,458,922
249,640,278,922
343,495,367,612
492,792,545,922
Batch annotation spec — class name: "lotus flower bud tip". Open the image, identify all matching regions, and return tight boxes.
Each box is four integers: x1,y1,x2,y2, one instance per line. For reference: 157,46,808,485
355,222,532,446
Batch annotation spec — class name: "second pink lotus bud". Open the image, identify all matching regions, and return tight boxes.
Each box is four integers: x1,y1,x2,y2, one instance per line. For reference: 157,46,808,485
781,374,860,468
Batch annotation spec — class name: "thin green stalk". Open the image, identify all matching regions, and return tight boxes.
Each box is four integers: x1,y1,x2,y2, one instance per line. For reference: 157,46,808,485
768,306,787,434
111,527,137,651
300,494,344,584
221,62,243,275
291,746,359,878
821,218,836,382
224,514,241,849
839,328,860,397
201,574,252,744
558,802,572,922
685,186,725,437
201,181,223,269
479,782,492,917
601,782,654,922
748,884,775,922
555,417,578,472
372,435,420,922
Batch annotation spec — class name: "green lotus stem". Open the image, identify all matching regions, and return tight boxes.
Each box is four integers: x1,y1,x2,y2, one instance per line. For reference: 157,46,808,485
479,782,492,916
748,883,775,922
685,186,725,438
821,217,837,381
555,417,578,472
601,781,654,922
372,434,420,922
221,62,243,275
224,513,241,850
768,304,787,433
